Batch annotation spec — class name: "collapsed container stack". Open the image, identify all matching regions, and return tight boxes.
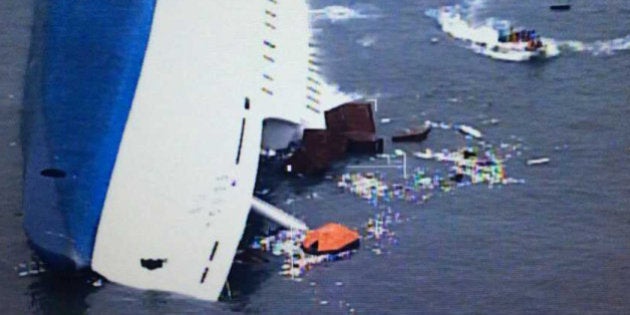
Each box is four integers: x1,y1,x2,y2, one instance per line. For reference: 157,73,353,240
285,102,384,175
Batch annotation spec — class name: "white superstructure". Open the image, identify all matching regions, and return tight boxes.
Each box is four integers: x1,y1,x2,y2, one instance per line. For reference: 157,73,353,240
92,0,344,301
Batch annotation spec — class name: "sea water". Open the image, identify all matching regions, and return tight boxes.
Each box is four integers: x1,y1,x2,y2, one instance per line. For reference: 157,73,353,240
2,0,629,314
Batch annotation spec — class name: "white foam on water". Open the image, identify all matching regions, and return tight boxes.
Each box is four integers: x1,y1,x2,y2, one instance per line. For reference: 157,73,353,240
427,1,630,58
556,35,630,56
461,0,487,22
306,45,360,110
357,34,378,47
426,3,560,61
318,81,361,109
310,5,380,23
307,5,373,108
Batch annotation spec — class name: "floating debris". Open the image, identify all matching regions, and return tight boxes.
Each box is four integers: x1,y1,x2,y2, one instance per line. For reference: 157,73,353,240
250,228,356,279
413,149,434,160
337,172,390,202
255,188,271,196
526,157,550,166
260,148,277,157
357,34,377,47
15,260,46,277
16,263,28,277
438,122,452,130
457,124,483,139
549,4,571,11
341,141,523,207
482,118,500,125
392,123,431,143
28,261,41,275
380,118,392,124
92,278,103,287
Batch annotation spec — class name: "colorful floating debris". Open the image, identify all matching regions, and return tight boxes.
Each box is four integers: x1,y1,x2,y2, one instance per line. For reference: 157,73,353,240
339,141,524,207
249,227,356,279
346,117,529,206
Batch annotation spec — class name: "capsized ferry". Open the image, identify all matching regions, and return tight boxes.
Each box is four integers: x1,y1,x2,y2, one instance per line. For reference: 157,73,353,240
23,0,355,302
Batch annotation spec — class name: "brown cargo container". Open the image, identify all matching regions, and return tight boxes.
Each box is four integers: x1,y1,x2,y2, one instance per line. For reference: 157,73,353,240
285,102,383,175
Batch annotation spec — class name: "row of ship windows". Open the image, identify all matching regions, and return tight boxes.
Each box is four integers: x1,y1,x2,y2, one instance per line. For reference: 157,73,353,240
261,4,320,113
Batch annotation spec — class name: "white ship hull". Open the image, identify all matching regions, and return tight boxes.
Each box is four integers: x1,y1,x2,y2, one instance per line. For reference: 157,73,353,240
92,0,348,301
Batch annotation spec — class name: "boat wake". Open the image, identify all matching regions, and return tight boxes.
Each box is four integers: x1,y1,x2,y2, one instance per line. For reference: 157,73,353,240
459,0,487,21
310,5,380,23
427,1,630,59
425,0,487,23
425,4,560,62
555,35,630,56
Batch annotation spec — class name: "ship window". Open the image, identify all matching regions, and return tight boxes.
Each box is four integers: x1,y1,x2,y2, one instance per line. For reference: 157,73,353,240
209,241,219,261
306,104,321,114
235,118,246,164
307,95,320,104
307,86,320,94
307,76,321,85
263,40,276,49
200,267,209,283
261,87,273,96
40,168,66,178
244,97,250,110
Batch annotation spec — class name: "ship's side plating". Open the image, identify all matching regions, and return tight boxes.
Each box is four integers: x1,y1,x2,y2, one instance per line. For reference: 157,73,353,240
91,0,269,301
22,1,157,269
24,0,341,301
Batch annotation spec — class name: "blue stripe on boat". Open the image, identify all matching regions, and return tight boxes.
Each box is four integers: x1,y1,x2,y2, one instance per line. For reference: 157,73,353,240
23,0,157,269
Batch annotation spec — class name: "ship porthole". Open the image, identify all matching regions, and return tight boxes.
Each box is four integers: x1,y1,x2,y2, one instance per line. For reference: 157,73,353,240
40,168,66,178
244,97,250,110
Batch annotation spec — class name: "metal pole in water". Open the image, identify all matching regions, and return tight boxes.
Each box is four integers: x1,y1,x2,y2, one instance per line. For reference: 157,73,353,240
394,149,408,179
251,197,309,231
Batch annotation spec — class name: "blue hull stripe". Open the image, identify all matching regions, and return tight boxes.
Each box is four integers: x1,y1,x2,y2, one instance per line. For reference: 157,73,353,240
23,1,157,268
